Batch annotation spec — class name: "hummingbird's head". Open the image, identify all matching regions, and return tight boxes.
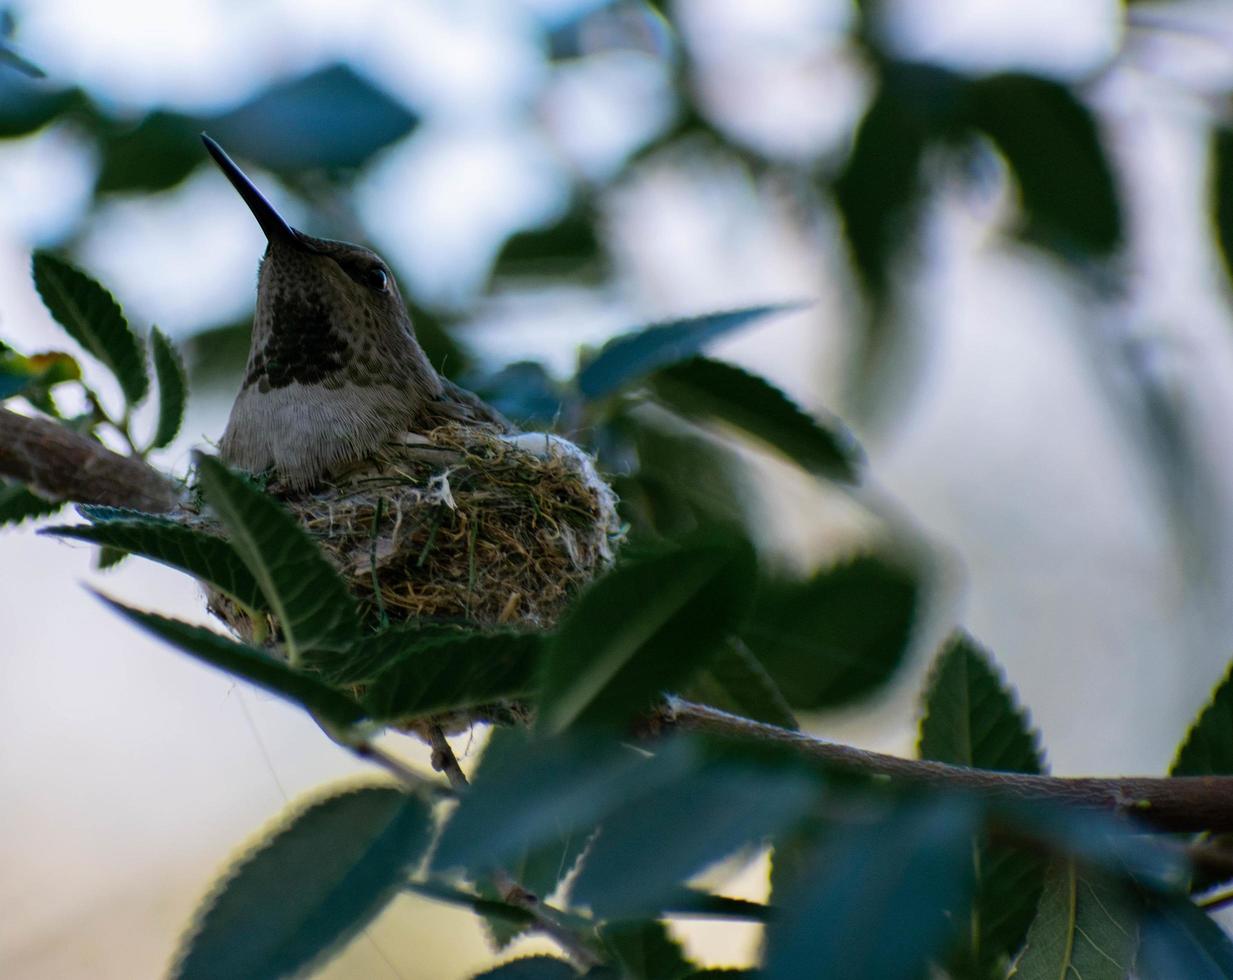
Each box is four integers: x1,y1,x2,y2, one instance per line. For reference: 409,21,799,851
203,133,443,487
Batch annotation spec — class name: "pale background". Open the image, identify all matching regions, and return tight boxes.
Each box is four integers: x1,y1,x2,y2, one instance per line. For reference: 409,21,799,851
6,0,1233,976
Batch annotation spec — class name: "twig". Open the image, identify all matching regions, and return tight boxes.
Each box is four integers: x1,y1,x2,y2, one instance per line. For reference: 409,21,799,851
425,724,470,791
661,697,1233,833
0,407,179,512
349,740,454,800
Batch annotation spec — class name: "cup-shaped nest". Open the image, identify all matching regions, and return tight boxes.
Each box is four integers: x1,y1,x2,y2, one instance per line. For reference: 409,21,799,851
204,425,622,643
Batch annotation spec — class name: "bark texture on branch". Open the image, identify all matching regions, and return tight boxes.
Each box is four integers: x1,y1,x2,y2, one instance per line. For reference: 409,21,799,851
0,408,179,513
663,698,1233,834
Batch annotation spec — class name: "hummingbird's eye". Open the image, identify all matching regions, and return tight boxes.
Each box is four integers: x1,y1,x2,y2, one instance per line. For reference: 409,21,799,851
366,268,389,293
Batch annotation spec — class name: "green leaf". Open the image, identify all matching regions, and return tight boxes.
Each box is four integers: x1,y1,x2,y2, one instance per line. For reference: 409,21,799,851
602,921,695,980
96,110,202,194
31,251,148,406
149,326,187,450
1172,659,1233,776
764,797,977,980
0,71,80,138
471,957,577,980
537,532,756,734
1011,860,1139,980
97,596,363,728
194,453,360,662
578,305,804,400
918,632,1045,773
1137,895,1233,979
571,757,819,919
361,631,542,723
434,737,698,876
494,205,603,279
1212,128,1233,290
685,637,798,730
919,633,1048,978
0,479,62,526
968,73,1121,257
647,357,862,483
742,555,921,710
0,347,80,402
174,787,431,980
43,519,268,611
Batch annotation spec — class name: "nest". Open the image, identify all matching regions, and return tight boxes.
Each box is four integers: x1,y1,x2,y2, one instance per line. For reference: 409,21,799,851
205,425,622,642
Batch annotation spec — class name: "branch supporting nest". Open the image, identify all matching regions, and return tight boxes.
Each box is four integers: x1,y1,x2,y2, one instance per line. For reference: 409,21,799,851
661,697,1233,834
0,407,179,513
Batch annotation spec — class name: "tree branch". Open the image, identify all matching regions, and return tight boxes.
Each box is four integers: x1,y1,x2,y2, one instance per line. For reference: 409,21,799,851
0,407,179,513
661,697,1233,833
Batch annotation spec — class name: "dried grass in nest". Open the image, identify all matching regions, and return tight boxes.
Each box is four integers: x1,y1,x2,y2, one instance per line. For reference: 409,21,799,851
206,425,621,641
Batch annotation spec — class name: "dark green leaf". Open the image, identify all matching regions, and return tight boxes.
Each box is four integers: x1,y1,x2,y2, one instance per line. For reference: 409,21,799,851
1138,895,1233,980
96,111,202,194
31,251,148,406
194,454,360,662
434,737,698,875
1172,659,1233,776
602,921,694,980
685,637,798,730
181,319,252,389
149,327,187,450
968,73,1121,256
0,41,46,79
493,205,603,279
97,596,363,727
919,633,1047,978
174,787,431,980
95,545,128,570
206,63,418,173
361,631,542,723
537,532,756,734
764,798,977,980
918,632,1045,774
0,347,80,402
44,519,268,611
0,480,62,526
579,305,804,400
571,758,818,919
471,957,578,980
0,71,80,138
648,357,861,483
742,555,921,710
1012,860,1139,980
1212,128,1233,289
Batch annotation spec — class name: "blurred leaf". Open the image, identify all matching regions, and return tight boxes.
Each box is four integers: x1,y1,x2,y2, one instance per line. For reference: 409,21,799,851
194,454,360,662
601,921,694,980
571,756,819,918
0,71,80,137
742,554,921,710
174,787,431,980
206,63,419,174
182,319,252,389
0,41,45,79
32,251,149,406
1172,659,1233,776
433,736,697,875
0,347,80,401
493,206,603,279
537,531,756,734
149,327,187,449
579,305,804,400
834,61,966,303
0,479,62,526
1012,860,1139,980
647,356,862,483
43,518,268,611
95,110,201,194
471,958,577,980
968,73,1121,256
471,361,566,429
919,633,1047,978
685,637,798,730
96,544,128,570
1212,129,1233,290
96,597,364,727
361,631,542,723
764,797,977,980
1137,895,1233,979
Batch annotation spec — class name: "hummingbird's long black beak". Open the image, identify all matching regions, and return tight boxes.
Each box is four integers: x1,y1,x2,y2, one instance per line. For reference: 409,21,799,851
201,133,304,248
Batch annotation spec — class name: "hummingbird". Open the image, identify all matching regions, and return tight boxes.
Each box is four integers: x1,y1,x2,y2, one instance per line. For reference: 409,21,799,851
202,134,512,491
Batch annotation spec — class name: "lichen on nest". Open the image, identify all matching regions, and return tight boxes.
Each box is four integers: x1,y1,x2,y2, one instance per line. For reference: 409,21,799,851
206,424,622,640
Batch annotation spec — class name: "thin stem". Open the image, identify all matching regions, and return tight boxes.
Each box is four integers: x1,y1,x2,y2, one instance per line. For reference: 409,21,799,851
425,724,469,791
661,697,1233,834
349,740,454,799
